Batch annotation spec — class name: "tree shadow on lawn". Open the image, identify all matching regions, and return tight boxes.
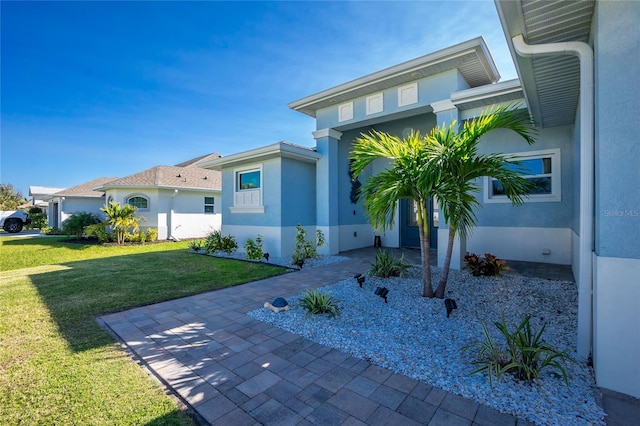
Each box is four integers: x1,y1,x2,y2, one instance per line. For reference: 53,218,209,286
28,249,286,353
0,236,99,250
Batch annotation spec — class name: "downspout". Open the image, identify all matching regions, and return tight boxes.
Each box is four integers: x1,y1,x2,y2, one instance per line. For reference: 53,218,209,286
170,189,180,242
511,34,594,360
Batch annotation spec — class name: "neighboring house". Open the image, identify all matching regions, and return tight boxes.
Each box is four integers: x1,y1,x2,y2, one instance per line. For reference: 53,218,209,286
45,177,117,228
95,153,222,240
29,185,66,210
201,1,639,398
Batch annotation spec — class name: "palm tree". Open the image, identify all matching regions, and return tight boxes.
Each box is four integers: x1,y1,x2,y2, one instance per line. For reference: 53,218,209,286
351,105,536,299
428,105,537,298
350,131,442,297
101,201,145,244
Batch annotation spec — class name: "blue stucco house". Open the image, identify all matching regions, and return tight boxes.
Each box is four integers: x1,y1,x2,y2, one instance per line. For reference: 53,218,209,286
202,0,639,398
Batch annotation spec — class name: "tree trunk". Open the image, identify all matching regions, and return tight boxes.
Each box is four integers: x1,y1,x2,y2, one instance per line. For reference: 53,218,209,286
435,226,456,299
417,200,434,298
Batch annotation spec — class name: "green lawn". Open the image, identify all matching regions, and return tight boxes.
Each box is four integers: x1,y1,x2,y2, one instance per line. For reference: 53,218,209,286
0,237,286,425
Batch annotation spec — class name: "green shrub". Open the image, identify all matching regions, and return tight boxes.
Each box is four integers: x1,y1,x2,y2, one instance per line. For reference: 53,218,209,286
188,240,204,251
292,225,325,265
244,235,264,260
219,235,238,254
62,212,101,239
40,226,64,235
463,314,574,387
204,230,238,255
368,249,410,278
299,289,340,318
464,252,508,276
138,230,147,243
90,224,111,243
27,207,47,229
146,228,158,242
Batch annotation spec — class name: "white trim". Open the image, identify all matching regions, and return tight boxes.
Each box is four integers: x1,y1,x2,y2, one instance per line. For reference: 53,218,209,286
222,224,283,257
288,37,499,117
484,148,561,203
593,255,640,397
312,128,343,140
200,142,320,170
430,99,456,113
398,82,418,107
451,78,522,104
125,193,150,211
338,224,375,252
232,165,263,213
366,93,384,115
316,225,340,255
229,206,265,214
338,102,354,122
467,226,572,265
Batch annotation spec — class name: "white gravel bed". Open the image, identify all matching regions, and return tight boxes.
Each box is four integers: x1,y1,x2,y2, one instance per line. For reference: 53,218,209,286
248,266,606,426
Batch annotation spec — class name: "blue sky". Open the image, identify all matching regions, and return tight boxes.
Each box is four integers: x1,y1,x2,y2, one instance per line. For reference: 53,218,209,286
1,1,516,199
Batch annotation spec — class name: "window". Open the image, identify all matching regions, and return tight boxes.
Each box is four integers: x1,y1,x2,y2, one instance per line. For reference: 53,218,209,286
204,197,215,214
485,149,561,203
237,170,261,190
126,195,149,210
231,166,264,213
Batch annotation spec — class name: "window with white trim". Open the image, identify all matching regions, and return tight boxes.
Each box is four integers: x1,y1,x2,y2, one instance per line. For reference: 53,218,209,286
485,149,561,203
126,195,149,210
237,170,260,190
231,166,264,213
204,197,215,214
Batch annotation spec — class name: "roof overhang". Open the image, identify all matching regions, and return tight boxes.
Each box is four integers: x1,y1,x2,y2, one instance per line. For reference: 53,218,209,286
43,193,105,201
200,142,321,171
94,184,220,193
494,0,595,127
451,78,524,111
289,37,501,117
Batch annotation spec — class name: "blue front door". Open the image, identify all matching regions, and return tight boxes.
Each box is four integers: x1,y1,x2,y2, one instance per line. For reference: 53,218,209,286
400,198,438,249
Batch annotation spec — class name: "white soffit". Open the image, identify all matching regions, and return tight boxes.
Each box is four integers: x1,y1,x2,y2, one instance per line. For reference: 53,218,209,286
495,0,595,127
289,37,500,117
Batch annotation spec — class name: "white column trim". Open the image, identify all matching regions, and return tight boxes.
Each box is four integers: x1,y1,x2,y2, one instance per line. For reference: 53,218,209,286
313,128,343,140
430,99,456,113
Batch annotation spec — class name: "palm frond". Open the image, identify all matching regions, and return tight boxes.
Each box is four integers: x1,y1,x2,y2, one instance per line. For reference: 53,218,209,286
462,104,537,146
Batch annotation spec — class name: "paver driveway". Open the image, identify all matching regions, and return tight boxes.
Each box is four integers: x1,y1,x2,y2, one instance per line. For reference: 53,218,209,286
99,249,536,425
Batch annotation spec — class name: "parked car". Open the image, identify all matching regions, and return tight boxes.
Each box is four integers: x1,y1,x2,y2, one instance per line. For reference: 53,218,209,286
0,211,31,233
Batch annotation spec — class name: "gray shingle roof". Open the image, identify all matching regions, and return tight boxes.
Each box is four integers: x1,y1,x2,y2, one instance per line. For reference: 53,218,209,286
173,153,222,168
99,153,222,191
51,177,118,198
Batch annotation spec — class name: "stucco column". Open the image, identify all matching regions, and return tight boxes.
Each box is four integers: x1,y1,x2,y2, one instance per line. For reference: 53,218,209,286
431,100,466,270
313,128,342,255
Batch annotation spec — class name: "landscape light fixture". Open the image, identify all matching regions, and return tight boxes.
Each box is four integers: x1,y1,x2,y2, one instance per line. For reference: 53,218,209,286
263,253,270,262
444,298,458,318
354,273,365,288
374,287,389,303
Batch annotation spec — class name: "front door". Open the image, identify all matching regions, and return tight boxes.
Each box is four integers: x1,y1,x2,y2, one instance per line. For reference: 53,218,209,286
52,202,59,228
400,198,438,249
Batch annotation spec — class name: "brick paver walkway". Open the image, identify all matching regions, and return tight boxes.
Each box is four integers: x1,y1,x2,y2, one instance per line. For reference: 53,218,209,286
99,249,559,425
